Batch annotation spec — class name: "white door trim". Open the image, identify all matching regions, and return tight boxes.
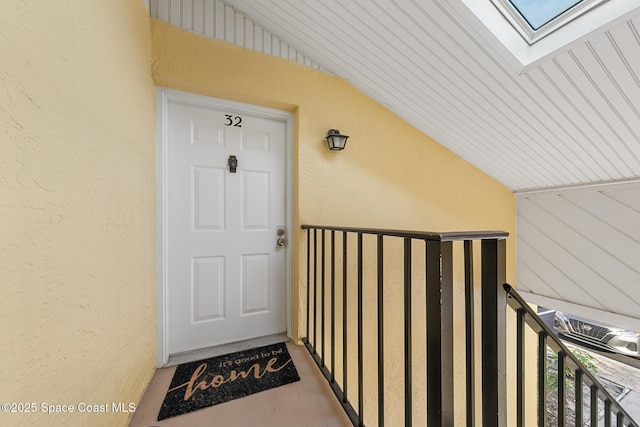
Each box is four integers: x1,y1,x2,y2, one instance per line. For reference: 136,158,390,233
155,88,294,367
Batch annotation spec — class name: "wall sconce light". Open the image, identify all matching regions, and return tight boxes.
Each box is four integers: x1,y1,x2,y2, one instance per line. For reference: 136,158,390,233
326,129,350,151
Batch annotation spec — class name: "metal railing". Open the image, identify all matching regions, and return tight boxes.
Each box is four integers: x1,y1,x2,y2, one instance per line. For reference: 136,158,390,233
301,225,509,426
300,224,638,427
505,284,638,427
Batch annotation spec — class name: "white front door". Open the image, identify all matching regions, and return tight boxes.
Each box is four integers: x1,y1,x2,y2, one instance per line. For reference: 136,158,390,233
163,93,289,355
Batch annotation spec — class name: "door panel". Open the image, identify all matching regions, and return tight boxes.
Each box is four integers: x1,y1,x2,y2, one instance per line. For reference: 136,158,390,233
166,99,287,355
193,256,225,320
193,166,225,230
241,254,270,314
242,170,270,230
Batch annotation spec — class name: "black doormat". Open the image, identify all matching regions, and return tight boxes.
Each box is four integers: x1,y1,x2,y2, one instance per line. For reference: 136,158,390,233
157,342,300,421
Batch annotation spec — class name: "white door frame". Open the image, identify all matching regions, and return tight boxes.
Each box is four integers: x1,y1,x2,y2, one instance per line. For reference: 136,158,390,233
155,88,294,367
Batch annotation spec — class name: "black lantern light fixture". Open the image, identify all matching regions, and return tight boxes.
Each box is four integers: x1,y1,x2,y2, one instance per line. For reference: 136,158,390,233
325,129,350,151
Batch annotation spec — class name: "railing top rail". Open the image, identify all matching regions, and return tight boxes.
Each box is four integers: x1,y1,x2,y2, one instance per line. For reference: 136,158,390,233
301,224,508,242
504,284,639,427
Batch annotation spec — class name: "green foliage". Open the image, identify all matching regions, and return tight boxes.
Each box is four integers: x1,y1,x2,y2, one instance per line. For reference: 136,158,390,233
546,347,598,392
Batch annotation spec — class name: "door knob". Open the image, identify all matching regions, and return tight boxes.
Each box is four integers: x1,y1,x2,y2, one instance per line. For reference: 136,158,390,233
276,227,286,247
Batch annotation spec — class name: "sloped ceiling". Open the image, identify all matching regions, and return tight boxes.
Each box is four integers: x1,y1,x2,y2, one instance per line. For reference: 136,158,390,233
155,0,640,192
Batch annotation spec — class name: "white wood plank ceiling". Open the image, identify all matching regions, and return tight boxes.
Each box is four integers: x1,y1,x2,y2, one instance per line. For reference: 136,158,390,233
151,0,640,192
150,0,330,72
517,182,640,330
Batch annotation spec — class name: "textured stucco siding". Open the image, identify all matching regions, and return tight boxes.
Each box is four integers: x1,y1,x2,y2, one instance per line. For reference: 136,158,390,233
0,2,156,426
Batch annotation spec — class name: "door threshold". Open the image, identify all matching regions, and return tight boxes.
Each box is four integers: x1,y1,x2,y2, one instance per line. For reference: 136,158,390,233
165,333,290,367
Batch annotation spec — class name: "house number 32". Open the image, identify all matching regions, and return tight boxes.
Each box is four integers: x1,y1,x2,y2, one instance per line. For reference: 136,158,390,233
224,114,243,127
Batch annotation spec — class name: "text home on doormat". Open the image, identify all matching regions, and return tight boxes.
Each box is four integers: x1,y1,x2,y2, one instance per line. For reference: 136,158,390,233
157,342,300,421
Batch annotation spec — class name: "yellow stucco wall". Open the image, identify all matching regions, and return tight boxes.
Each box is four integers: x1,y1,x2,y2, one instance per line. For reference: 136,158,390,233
0,2,156,426
152,20,518,425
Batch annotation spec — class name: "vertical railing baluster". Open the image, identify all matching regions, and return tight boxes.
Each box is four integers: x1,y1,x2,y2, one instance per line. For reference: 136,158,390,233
539,332,548,426
426,239,441,426
331,230,336,383
313,229,318,353
306,228,311,341
377,234,385,427
605,399,612,427
591,384,598,427
357,233,364,427
575,370,583,427
404,237,412,427
558,351,567,427
342,231,348,405
481,239,508,427
516,308,526,427
321,230,326,366
464,240,475,427
425,239,466,426
441,241,454,423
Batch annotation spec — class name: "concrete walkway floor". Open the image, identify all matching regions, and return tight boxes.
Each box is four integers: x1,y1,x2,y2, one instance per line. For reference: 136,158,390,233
620,390,640,424
129,341,352,427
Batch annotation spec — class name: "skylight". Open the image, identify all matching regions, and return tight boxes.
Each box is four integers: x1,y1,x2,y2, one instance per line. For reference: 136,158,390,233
509,0,583,30
453,0,640,71
490,0,609,44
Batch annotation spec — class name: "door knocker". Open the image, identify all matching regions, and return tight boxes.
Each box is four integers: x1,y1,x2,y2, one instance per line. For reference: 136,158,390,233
228,155,238,173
